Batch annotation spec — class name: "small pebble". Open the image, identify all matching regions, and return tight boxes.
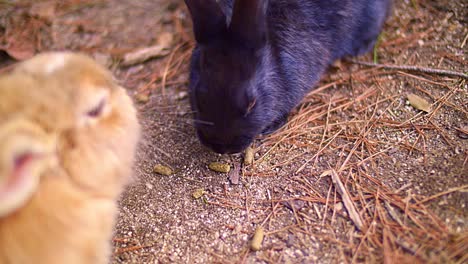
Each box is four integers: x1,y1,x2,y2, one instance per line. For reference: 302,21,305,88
233,225,242,234
334,202,343,211
153,164,173,175
92,52,112,67
175,91,188,100
209,162,230,173
228,163,241,185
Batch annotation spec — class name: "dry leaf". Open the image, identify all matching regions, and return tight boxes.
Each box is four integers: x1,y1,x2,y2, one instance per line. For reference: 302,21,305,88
228,163,240,185
2,43,35,61
282,200,306,211
121,32,174,66
407,93,431,112
29,1,57,20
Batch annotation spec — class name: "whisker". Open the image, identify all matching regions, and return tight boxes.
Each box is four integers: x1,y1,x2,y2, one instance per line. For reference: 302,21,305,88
193,119,214,126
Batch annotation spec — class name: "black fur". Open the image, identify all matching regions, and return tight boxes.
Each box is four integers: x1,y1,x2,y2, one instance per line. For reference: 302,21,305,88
185,0,392,154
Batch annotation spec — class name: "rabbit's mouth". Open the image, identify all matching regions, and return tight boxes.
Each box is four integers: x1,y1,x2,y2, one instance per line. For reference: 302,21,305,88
196,130,252,154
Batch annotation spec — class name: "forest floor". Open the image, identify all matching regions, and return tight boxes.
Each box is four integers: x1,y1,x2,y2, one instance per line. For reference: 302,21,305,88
0,0,467,263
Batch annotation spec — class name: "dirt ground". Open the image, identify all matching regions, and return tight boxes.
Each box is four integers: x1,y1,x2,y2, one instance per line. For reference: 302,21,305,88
0,0,467,263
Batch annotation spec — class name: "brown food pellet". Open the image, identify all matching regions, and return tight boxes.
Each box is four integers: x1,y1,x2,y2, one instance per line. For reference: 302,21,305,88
153,164,173,176
135,93,149,104
244,147,254,165
208,162,230,173
192,188,205,199
250,227,264,251
407,93,431,112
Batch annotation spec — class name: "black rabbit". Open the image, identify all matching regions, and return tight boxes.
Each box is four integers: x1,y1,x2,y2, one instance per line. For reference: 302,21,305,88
185,0,392,154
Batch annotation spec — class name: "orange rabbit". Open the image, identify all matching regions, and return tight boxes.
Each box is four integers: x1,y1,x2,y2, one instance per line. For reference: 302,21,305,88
0,52,140,264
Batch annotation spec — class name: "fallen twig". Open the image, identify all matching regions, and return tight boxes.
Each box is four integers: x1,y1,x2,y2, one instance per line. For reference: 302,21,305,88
351,60,468,79
121,32,173,66
321,169,364,231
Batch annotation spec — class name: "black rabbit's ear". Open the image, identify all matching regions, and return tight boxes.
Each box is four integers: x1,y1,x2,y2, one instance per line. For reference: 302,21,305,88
229,0,269,49
184,0,227,44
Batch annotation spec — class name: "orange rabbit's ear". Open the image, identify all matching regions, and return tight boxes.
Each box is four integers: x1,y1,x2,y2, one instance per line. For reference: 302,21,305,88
0,123,56,217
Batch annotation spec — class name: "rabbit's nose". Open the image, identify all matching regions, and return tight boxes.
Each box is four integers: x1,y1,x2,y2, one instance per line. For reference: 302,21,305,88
197,130,228,152
199,129,226,144
209,143,229,154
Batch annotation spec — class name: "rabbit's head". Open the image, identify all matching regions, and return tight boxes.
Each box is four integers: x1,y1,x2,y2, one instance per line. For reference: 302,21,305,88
0,52,140,217
186,0,273,154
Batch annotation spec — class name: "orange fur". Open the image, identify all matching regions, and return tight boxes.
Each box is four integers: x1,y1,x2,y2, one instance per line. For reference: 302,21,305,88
0,52,140,264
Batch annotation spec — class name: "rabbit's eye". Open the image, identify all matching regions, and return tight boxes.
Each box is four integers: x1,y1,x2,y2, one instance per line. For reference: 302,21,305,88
86,98,106,118
78,95,109,127
244,98,256,117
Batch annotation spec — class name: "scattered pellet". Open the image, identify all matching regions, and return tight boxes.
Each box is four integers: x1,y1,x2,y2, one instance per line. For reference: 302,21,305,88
135,93,149,104
208,162,230,173
244,147,254,165
250,227,264,251
192,188,205,199
153,164,173,176
407,93,431,112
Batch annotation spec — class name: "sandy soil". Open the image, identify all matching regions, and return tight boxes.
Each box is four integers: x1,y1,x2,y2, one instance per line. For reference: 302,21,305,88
0,0,466,263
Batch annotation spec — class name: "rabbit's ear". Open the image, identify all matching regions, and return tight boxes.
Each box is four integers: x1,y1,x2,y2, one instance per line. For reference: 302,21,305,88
0,123,56,217
229,0,269,49
184,0,227,44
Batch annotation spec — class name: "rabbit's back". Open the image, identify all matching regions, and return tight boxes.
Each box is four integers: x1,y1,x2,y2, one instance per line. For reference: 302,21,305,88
214,0,391,99
267,0,391,88
215,0,390,60
258,0,391,113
